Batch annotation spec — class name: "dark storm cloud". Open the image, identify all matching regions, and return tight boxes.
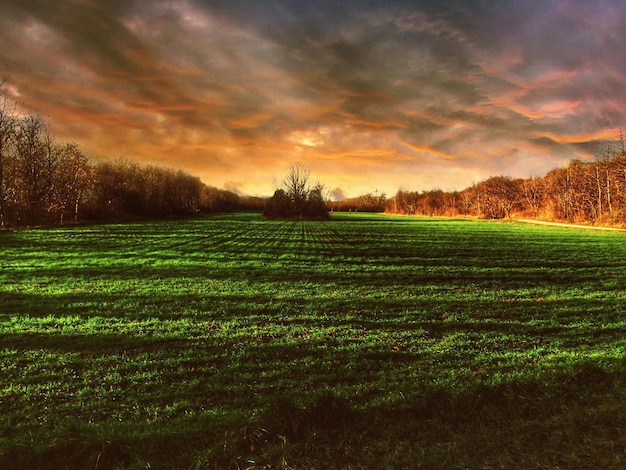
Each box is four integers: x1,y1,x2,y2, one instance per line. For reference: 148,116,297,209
2,0,626,195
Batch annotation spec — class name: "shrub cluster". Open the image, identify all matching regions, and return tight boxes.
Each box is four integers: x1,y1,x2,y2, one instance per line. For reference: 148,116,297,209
263,163,329,220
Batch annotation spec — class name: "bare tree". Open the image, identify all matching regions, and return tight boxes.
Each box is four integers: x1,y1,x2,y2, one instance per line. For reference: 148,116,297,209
522,176,545,218
282,162,311,217
53,143,91,223
545,166,573,221
13,113,50,224
474,176,521,218
458,188,473,216
0,72,16,227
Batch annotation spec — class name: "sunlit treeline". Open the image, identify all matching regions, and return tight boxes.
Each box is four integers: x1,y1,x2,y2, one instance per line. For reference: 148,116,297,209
0,81,256,227
0,122,251,227
386,136,626,225
328,191,387,213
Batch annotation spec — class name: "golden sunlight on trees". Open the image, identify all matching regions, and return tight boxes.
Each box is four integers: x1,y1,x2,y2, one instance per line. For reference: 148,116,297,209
264,163,329,220
474,176,522,219
521,176,546,218
385,132,626,226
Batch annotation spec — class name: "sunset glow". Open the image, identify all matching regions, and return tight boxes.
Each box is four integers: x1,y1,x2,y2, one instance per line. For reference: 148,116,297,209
2,0,626,198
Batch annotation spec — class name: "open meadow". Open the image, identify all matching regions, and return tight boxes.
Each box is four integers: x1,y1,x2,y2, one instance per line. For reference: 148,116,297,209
1,213,626,469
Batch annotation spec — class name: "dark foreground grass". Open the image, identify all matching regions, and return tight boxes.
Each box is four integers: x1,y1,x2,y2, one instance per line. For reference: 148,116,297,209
2,213,626,469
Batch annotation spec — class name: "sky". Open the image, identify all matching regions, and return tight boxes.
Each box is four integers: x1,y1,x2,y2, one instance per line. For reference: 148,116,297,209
1,0,626,199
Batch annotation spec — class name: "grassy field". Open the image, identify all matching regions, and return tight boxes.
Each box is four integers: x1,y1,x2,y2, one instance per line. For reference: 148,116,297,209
1,213,626,469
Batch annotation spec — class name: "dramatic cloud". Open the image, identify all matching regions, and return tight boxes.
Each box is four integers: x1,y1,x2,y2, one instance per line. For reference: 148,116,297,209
1,0,626,197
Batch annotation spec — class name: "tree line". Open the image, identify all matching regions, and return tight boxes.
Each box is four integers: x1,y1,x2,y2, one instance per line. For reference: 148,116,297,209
5,71,626,227
0,76,259,228
328,191,387,213
384,135,626,225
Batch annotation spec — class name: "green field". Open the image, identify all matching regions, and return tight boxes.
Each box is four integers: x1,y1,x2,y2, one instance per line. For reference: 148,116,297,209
2,213,626,469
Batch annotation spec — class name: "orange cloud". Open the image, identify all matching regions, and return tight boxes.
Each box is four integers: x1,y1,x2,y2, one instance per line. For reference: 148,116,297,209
2,0,626,198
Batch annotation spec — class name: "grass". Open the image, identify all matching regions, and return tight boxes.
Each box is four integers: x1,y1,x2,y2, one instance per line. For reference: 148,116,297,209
1,212,626,468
